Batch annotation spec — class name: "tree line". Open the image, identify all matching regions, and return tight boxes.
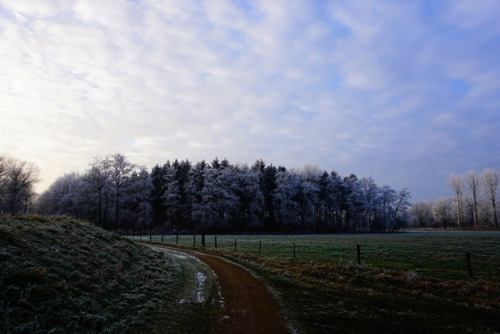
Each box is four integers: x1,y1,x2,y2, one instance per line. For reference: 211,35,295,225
6,151,497,232
410,169,499,229
33,153,411,233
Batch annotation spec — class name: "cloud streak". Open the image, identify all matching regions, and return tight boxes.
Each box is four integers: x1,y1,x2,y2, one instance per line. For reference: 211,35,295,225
1,0,499,201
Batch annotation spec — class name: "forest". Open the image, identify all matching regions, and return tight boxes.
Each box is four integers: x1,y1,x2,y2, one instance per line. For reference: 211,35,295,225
1,153,411,233
3,152,498,233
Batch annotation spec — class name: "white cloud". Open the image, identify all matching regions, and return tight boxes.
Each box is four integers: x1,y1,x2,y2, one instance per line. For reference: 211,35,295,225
0,0,499,201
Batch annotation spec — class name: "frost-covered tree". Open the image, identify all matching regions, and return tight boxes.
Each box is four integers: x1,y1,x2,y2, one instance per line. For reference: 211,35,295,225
36,154,411,233
160,160,192,231
83,156,111,226
273,170,301,230
0,155,13,208
298,176,320,230
163,162,182,231
261,164,281,231
150,163,168,226
359,177,380,231
296,165,321,229
433,198,453,229
482,168,499,228
465,170,481,229
186,160,207,231
37,172,82,215
124,168,153,231
448,173,466,228
342,174,366,232
379,185,397,231
195,167,240,232
1,157,40,214
38,153,153,230
409,201,434,228
232,164,265,231
108,153,136,227
323,171,344,230
392,188,411,230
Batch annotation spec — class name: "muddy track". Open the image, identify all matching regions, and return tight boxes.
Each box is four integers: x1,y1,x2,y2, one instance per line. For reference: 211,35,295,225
152,245,291,334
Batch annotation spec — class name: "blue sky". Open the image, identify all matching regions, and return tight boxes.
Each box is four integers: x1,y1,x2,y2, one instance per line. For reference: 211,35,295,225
1,0,499,202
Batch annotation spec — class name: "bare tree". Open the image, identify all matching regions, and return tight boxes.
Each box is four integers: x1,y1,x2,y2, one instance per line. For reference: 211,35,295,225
4,159,40,214
433,198,453,229
392,188,411,230
448,173,465,228
409,201,434,228
109,153,136,227
482,168,499,229
0,155,13,207
465,170,481,229
84,157,111,226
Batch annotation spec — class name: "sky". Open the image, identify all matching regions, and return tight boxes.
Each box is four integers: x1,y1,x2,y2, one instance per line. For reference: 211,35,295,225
1,0,499,203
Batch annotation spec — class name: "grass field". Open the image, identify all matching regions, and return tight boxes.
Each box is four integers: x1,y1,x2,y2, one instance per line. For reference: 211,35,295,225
136,231,500,281
142,232,500,333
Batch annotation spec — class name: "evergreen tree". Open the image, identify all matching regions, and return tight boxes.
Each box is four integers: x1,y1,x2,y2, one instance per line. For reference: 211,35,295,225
150,163,168,227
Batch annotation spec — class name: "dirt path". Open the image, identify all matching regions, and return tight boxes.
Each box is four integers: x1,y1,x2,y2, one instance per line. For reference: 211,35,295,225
152,246,291,333
192,252,290,334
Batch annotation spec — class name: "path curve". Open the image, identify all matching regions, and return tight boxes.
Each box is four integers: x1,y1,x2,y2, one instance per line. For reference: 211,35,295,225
154,245,291,334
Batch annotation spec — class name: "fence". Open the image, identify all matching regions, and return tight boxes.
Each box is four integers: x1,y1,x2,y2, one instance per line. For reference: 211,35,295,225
127,232,500,281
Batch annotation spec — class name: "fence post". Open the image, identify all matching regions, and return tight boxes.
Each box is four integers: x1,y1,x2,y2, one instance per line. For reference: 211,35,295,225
202,233,205,247
465,251,473,280
356,244,361,265
235,239,237,252
161,234,164,243
140,235,142,241
215,236,217,249
176,234,179,245
193,234,196,248
259,240,262,255
150,234,152,242
293,243,296,260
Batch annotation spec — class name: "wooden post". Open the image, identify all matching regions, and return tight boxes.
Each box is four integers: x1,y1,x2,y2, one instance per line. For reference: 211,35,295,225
149,234,152,242
161,234,164,243
465,252,473,279
215,236,218,249
356,244,361,265
259,240,262,255
293,243,296,260
139,235,142,241
202,233,206,247
193,234,196,248
234,239,237,252
176,234,179,245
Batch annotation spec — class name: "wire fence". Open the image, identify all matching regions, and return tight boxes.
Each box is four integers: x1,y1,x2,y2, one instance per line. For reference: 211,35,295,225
127,232,500,281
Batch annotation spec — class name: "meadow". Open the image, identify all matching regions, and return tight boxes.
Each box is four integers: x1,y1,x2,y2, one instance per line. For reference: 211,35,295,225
142,232,500,333
137,231,500,281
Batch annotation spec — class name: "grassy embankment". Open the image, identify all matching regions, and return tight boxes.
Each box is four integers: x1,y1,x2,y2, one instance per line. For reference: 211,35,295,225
0,215,219,334
147,233,500,333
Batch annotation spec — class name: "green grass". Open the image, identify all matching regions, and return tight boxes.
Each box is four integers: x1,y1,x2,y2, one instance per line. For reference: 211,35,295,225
228,254,500,333
144,232,500,333
1,215,218,333
141,232,500,281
